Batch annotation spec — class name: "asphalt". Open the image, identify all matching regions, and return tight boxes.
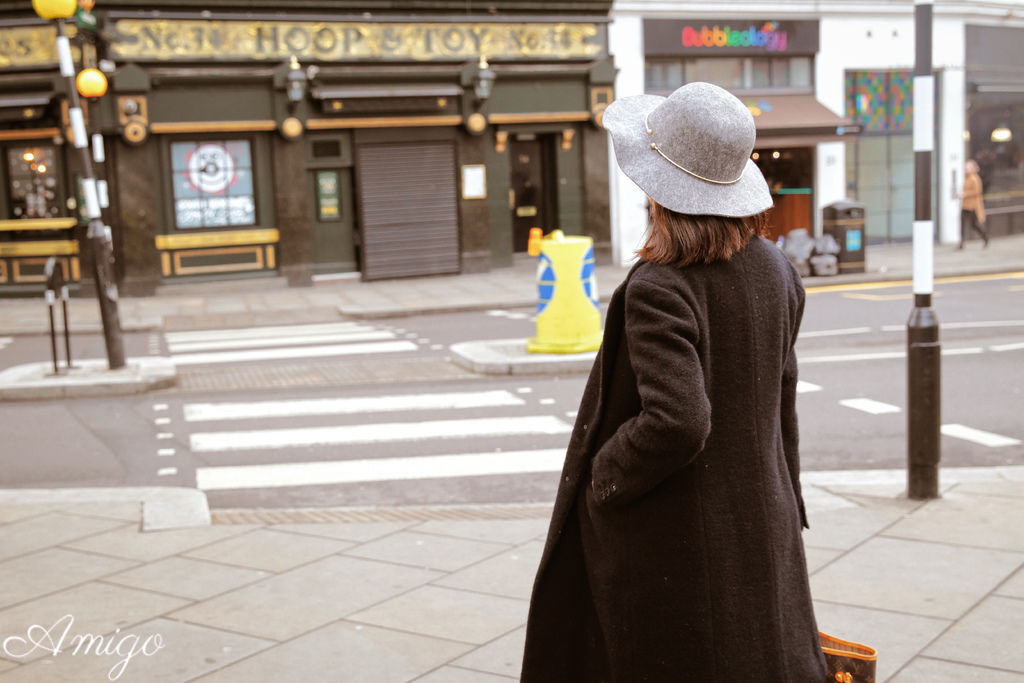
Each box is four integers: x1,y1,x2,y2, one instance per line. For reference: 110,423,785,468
0,235,1023,681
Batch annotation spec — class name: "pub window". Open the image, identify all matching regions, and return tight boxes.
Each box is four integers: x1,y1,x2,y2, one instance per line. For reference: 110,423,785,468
7,145,61,219
170,139,256,229
645,56,813,93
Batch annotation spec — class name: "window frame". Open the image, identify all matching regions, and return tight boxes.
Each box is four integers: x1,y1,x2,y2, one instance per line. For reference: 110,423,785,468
160,133,273,234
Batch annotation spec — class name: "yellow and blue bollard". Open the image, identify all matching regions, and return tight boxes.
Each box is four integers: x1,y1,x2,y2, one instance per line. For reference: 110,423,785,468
527,230,602,354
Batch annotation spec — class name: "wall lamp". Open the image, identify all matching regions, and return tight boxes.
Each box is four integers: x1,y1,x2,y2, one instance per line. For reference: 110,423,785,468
473,55,496,104
286,55,307,106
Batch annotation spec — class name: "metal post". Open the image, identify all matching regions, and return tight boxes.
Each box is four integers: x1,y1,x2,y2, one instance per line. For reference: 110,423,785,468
61,285,73,369
55,19,125,370
47,289,60,375
908,0,941,499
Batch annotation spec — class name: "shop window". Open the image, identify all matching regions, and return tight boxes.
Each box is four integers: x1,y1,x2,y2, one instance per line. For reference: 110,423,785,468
645,56,812,93
170,139,256,229
7,145,61,219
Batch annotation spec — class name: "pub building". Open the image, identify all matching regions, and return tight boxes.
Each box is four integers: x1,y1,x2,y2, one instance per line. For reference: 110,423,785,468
0,0,615,294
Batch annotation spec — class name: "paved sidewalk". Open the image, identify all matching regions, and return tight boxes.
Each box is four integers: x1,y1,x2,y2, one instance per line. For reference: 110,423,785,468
1,234,1022,335
0,468,1022,682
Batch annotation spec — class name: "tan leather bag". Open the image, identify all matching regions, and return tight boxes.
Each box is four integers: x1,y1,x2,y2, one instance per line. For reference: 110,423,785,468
820,632,877,683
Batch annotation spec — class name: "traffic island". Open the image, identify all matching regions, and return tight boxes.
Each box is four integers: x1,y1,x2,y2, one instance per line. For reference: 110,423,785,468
0,356,177,401
450,338,596,376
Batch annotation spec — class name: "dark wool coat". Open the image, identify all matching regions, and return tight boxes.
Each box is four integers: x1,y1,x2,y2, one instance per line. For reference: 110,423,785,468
521,236,827,682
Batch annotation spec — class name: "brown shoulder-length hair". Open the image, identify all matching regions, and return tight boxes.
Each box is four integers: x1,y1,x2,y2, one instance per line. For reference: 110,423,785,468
637,201,770,267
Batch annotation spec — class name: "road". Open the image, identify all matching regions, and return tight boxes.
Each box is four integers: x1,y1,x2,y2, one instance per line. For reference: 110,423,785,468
0,272,1021,509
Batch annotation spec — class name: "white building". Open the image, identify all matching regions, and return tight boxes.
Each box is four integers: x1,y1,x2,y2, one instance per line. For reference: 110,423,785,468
607,1,1024,266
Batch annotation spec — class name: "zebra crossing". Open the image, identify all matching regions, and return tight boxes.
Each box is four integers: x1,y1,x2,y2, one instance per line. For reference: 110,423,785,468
165,321,419,366
174,387,574,497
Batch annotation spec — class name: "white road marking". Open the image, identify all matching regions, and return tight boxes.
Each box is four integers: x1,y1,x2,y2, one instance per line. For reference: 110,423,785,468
183,390,525,422
882,320,1024,332
516,387,533,394
157,448,175,457
799,327,871,339
430,344,445,351
800,465,1024,487
486,310,509,317
802,351,906,364
157,432,175,440
0,337,12,350
539,398,556,405
164,322,373,343
167,330,393,353
170,340,418,366
196,448,566,490
941,424,1022,447
155,417,171,426
566,411,578,419
190,415,572,453
801,347,984,364
157,467,178,477
506,313,529,320
796,381,822,393
839,398,902,415
152,404,168,411
991,342,1024,352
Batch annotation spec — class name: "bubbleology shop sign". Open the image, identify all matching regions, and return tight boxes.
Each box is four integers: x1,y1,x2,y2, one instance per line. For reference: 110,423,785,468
644,19,819,56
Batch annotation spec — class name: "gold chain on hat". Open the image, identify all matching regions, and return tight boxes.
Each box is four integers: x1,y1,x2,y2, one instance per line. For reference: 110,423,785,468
644,111,743,185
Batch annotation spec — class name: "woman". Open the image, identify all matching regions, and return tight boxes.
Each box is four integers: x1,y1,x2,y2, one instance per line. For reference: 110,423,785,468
521,82,826,682
959,159,989,248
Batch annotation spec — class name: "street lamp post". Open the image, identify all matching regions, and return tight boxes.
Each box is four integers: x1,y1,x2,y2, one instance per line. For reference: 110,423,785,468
908,0,941,499
36,2,125,370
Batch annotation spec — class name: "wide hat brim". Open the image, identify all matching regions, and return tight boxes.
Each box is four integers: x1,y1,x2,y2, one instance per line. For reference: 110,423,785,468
603,93,773,218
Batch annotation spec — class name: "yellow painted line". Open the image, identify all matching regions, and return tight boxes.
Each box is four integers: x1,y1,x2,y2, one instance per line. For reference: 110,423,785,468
806,271,1024,294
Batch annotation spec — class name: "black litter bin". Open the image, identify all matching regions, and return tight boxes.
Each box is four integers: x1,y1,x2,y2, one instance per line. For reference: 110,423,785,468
822,200,866,274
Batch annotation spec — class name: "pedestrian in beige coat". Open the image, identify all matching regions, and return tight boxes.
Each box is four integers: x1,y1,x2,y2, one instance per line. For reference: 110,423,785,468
959,159,989,248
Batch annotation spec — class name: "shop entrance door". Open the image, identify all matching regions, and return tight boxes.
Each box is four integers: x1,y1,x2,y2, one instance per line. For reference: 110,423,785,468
846,135,913,243
510,135,555,252
310,167,357,275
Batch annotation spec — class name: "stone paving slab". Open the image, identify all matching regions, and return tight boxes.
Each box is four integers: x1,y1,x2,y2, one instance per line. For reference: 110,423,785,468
890,657,1024,682
169,555,441,642
348,585,527,646
449,626,527,680
884,491,1024,551
0,582,189,664
0,547,138,610
196,621,472,683
923,596,1024,672
810,536,1023,619
181,527,353,572
344,530,511,573
104,556,270,601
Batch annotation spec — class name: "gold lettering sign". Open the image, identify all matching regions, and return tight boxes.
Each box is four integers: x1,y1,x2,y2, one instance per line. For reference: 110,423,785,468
111,20,604,61
0,25,81,68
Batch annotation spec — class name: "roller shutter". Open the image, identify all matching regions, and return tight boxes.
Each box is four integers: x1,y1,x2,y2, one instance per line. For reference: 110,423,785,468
357,141,460,280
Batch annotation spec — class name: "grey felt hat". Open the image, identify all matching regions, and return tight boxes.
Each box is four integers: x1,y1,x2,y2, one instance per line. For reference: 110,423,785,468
603,82,772,217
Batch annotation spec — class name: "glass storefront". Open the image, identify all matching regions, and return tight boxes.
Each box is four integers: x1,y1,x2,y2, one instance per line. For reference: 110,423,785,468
843,70,914,243
6,145,61,220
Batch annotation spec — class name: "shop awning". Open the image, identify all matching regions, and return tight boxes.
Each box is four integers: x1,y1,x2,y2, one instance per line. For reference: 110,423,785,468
744,94,860,148
0,93,53,121
312,85,463,100
312,84,464,116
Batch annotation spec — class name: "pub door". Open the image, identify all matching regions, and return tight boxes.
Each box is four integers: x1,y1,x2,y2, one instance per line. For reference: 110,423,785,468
310,167,357,275
509,134,556,252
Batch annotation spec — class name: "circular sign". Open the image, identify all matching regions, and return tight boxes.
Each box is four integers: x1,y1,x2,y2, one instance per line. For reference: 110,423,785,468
123,120,147,145
187,143,235,194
